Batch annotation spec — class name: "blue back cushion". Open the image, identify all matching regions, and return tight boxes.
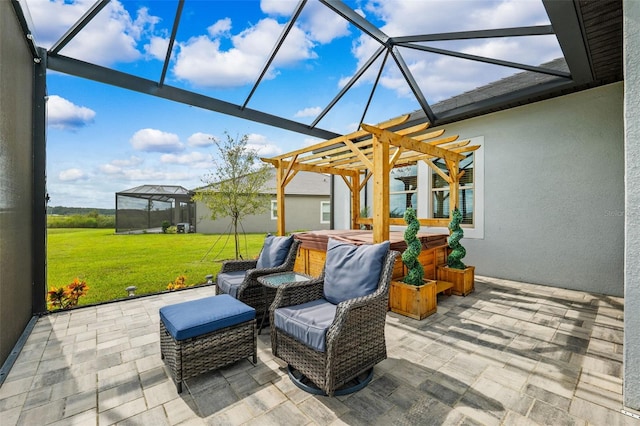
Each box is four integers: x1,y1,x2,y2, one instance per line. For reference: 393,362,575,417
159,295,255,340
323,239,390,305
256,234,294,269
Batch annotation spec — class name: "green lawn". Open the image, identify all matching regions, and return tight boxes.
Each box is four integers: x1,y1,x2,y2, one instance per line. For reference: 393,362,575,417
47,229,266,307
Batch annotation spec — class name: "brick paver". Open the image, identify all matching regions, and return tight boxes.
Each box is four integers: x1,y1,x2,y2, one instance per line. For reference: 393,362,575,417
1,277,638,425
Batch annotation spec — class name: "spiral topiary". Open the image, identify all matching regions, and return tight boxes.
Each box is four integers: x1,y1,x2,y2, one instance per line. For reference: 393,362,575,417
447,207,467,269
401,207,424,286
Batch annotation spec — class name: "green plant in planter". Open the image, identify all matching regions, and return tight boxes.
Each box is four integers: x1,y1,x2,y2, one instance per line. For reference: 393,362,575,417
447,207,467,269
401,207,424,286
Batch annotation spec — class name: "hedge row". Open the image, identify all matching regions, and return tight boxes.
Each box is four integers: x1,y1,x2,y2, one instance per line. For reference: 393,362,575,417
47,214,115,228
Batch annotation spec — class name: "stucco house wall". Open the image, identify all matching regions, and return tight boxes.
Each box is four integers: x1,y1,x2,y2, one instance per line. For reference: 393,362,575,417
195,171,331,234
336,82,624,297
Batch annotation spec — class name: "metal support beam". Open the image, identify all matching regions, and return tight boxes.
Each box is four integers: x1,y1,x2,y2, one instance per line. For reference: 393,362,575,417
50,0,111,54
32,48,48,315
312,45,386,128
319,0,389,45
243,0,307,109
159,0,184,87
47,54,341,141
398,43,571,79
391,25,555,43
10,0,40,59
542,0,594,84
390,46,436,123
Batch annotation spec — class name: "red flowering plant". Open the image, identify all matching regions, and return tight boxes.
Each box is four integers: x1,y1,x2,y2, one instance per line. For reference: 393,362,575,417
48,277,89,310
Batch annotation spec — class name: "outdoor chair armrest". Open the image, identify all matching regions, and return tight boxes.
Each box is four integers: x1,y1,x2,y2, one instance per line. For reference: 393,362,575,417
219,259,258,273
271,277,324,311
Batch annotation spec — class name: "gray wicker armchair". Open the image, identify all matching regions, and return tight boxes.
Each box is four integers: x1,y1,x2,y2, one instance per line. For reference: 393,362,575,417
216,235,300,327
270,238,399,396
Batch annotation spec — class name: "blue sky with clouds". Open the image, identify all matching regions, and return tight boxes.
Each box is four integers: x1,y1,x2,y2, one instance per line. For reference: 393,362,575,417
23,0,561,208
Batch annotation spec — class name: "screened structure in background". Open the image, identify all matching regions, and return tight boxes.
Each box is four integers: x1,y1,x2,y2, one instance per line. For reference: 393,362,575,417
115,185,194,233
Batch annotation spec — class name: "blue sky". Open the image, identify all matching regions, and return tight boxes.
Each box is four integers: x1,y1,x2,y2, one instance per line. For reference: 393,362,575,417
23,0,560,208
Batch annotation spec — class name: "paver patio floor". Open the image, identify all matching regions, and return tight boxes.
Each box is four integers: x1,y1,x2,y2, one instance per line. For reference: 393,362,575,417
0,276,637,425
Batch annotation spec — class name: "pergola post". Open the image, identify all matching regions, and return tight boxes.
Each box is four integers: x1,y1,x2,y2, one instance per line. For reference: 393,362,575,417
351,170,360,230
275,163,286,236
446,159,461,217
372,134,390,243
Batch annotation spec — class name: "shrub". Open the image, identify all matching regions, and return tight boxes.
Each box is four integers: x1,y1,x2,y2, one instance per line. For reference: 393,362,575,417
167,274,187,291
447,207,467,269
48,277,89,310
401,207,424,286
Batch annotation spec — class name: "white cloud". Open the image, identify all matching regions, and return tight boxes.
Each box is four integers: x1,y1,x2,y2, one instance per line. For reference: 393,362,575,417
160,152,211,168
188,132,215,147
346,0,560,101
260,0,350,43
130,128,184,153
260,0,297,16
246,133,282,157
298,0,351,44
294,106,322,118
111,156,143,167
59,168,87,182
208,18,232,37
144,36,169,61
25,0,161,66
173,18,315,87
47,95,96,130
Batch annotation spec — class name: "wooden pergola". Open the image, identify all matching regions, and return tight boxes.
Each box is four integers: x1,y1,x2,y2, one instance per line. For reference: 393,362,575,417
262,114,481,243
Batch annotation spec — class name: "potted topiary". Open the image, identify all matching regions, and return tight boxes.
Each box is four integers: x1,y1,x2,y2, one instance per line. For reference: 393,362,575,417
389,207,438,319
437,207,475,296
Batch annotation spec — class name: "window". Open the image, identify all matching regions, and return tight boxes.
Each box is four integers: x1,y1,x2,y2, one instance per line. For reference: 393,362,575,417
270,200,277,220
430,153,474,225
389,164,417,218
321,201,331,224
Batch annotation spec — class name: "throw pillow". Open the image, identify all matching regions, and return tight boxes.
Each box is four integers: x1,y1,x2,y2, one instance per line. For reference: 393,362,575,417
256,234,294,268
323,238,390,305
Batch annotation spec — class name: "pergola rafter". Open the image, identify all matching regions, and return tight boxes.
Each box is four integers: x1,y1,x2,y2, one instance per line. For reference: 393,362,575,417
262,115,481,242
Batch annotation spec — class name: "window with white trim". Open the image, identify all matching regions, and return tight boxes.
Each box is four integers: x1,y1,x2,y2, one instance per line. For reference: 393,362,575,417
321,201,331,224
389,164,418,218
430,152,474,225
270,200,277,220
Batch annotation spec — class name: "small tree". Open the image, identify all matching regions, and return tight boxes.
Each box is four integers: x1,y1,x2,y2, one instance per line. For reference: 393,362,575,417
193,132,272,259
401,207,424,286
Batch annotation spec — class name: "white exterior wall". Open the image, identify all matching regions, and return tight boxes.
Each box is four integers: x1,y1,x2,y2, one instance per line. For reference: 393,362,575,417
624,0,640,410
336,83,624,296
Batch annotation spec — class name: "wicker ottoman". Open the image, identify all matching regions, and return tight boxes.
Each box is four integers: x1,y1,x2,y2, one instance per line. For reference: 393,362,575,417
159,294,257,393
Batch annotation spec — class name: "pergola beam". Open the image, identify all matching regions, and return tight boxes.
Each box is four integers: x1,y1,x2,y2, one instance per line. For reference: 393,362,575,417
264,118,480,240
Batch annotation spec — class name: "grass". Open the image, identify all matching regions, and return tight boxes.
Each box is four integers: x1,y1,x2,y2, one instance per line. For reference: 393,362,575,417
47,229,266,307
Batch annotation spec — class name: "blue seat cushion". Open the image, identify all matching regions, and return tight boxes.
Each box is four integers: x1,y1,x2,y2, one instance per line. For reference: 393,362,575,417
256,234,294,269
216,270,247,298
274,299,337,352
160,294,255,341
323,238,390,305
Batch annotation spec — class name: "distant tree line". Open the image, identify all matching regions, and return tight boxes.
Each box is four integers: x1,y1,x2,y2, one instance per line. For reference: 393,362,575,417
48,206,116,215
47,207,115,228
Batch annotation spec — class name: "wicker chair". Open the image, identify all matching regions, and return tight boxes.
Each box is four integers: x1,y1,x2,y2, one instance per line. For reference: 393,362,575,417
216,235,301,327
270,239,399,396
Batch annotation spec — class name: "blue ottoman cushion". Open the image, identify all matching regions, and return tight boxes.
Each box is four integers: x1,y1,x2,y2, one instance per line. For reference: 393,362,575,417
160,294,255,341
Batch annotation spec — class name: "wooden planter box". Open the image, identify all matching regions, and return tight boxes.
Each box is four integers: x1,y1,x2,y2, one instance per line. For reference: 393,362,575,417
436,265,475,296
389,280,437,320
295,244,448,280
